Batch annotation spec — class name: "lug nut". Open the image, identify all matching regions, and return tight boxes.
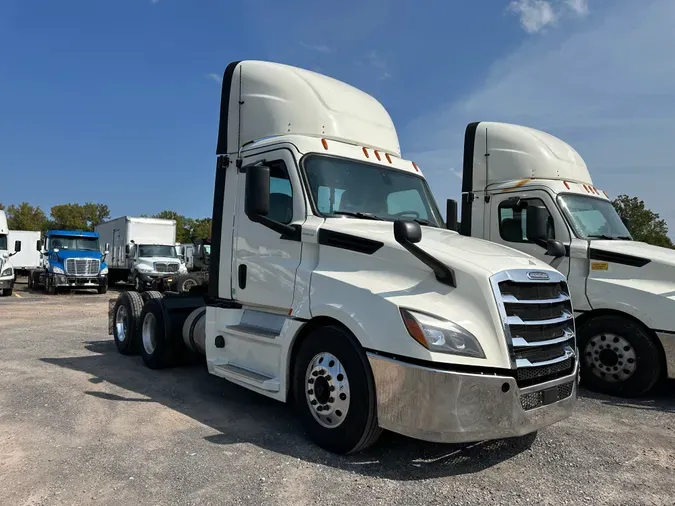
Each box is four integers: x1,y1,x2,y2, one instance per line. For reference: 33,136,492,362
329,397,334,403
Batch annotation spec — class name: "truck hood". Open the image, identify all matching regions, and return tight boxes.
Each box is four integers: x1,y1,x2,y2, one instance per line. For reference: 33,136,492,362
138,257,181,264
591,240,675,268
322,219,555,277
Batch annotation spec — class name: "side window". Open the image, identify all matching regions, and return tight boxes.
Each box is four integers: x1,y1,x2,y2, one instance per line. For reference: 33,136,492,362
498,198,554,243
387,189,429,220
267,161,294,224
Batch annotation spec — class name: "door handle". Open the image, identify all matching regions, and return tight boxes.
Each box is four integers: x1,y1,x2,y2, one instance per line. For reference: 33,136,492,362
238,264,247,289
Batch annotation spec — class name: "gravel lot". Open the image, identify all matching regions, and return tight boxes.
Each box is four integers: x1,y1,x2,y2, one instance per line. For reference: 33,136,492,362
1,279,674,506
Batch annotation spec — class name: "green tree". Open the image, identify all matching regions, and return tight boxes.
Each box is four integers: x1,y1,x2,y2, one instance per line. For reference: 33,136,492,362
152,210,194,243
191,218,212,241
612,195,673,248
50,202,110,231
6,202,49,231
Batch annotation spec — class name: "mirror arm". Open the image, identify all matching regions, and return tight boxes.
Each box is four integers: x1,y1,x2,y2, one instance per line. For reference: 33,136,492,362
249,215,300,241
395,238,456,287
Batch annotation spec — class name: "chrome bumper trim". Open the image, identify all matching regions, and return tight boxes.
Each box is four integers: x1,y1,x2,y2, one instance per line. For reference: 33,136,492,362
367,353,578,444
656,332,675,379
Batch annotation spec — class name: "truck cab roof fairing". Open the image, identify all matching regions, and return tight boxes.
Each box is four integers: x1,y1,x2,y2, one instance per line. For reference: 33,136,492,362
215,60,401,157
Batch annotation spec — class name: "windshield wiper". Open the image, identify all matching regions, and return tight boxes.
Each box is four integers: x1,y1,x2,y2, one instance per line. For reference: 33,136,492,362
331,211,384,221
587,234,616,240
412,218,438,228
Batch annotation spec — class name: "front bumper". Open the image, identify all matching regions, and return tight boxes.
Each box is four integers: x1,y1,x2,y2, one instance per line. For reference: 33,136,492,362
0,278,14,290
656,331,675,379
368,353,578,444
53,274,107,288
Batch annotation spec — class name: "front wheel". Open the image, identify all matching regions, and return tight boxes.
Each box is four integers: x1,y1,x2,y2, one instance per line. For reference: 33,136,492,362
292,325,381,454
133,273,144,293
578,315,663,397
45,276,56,295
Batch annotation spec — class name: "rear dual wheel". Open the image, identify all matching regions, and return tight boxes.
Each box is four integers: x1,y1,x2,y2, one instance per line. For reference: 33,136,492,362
112,291,144,354
139,298,178,369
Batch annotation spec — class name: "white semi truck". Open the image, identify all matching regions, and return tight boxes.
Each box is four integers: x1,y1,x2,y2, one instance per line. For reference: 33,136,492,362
8,230,42,275
452,121,675,397
108,61,579,454
96,216,187,291
0,211,23,296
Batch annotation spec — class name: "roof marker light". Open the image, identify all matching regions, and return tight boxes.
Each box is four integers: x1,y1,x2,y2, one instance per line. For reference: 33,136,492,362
603,190,609,198
563,181,570,189
385,153,392,164
412,161,420,172
321,138,328,150
362,147,369,158
374,150,381,161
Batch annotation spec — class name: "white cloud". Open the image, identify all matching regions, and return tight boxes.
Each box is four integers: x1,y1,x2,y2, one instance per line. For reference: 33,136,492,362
300,42,332,54
508,0,589,33
206,73,222,85
404,0,675,234
508,0,557,33
359,50,393,80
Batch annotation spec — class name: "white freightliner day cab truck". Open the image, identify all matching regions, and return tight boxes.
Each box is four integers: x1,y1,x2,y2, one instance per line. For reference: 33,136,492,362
0,211,23,296
453,122,675,397
96,216,187,291
108,61,579,454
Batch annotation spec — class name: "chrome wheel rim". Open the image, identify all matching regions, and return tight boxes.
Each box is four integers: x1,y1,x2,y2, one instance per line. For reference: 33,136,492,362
142,312,157,355
584,333,637,382
305,352,350,429
182,278,197,292
115,305,128,342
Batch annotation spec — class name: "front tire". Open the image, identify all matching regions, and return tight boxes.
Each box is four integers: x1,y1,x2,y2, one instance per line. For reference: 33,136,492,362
578,315,663,397
133,273,144,293
45,276,56,295
292,325,381,454
112,291,144,355
139,298,177,369
175,274,200,294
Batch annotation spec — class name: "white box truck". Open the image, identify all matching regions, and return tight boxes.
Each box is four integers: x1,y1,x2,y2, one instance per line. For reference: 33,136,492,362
107,60,579,454
8,230,41,275
95,217,187,290
0,211,23,296
452,121,675,397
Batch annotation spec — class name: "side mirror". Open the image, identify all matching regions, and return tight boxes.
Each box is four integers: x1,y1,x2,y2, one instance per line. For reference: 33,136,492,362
14,240,21,253
394,220,422,244
621,216,630,229
546,239,566,258
125,245,130,254
526,205,548,243
446,199,458,231
105,243,110,251
245,164,271,218
36,240,42,252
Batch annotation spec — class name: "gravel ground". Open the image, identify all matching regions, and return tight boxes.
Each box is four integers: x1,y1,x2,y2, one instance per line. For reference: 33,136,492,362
1,280,674,506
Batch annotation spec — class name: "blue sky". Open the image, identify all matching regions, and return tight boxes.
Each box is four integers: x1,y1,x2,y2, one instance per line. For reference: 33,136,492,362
1,0,673,233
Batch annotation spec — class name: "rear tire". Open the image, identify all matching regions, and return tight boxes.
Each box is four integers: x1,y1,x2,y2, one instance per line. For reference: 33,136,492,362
578,315,662,397
112,291,144,355
139,298,177,369
141,290,164,302
292,325,381,454
0,288,10,297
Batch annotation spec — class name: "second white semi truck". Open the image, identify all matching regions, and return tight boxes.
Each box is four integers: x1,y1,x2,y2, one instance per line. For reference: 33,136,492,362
8,230,41,276
96,216,187,291
108,60,579,454
452,121,675,397
0,211,22,296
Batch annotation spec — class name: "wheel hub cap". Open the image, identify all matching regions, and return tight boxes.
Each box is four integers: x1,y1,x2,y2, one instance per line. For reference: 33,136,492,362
305,352,350,429
584,333,637,382
142,313,157,355
116,306,128,342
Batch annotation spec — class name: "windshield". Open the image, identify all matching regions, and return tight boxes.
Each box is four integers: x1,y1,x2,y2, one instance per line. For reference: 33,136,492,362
0,235,7,251
303,155,444,227
203,245,211,254
139,245,177,258
559,194,632,240
50,236,100,251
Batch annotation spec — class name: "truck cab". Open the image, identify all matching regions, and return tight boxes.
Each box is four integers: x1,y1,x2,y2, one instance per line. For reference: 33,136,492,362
0,210,22,296
125,242,187,291
457,121,675,397
31,230,109,294
109,61,579,454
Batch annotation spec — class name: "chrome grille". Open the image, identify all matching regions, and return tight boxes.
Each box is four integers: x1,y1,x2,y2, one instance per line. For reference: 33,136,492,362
65,258,100,276
154,262,179,273
491,270,576,387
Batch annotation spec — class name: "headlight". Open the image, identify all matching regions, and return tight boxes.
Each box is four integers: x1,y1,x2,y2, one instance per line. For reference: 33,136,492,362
52,266,65,274
400,308,485,358
137,264,153,272
100,267,108,275
1,267,12,277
